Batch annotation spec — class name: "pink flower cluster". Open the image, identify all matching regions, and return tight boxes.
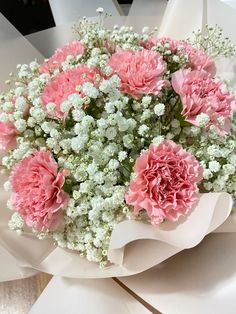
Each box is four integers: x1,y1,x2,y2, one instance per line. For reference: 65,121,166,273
0,121,17,151
41,65,99,118
4,34,235,235
40,40,84,74
125,140,203,224
10,150,69,231
172,69,235,133
109,49,169,99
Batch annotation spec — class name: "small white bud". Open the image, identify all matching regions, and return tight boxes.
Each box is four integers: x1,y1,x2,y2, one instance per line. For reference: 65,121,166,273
96,7,104,14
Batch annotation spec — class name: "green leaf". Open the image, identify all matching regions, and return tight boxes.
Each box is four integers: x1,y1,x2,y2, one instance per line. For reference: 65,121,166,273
174,101,192,127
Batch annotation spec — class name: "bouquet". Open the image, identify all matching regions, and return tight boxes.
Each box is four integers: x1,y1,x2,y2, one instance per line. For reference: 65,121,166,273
0,10,235,269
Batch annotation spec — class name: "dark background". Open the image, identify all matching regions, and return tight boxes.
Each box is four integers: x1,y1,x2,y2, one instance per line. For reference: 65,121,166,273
0,0,133,35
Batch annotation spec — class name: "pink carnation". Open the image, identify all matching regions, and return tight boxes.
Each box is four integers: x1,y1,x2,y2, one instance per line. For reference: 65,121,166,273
125,140,203,224
39,40,84,74
182,43,216,76
0,121,17,151
0,97,30,151
10,149,69,231
41,65,99,118
145,36,179,54
109,49,169,99
144,38,216,75
105,40,116,54
172,69,235,133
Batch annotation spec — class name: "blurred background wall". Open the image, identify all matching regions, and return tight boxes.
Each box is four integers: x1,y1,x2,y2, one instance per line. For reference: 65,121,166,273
0,0,133,35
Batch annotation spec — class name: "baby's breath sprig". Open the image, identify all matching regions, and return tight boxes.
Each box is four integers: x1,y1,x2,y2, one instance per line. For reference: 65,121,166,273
188,25,236,58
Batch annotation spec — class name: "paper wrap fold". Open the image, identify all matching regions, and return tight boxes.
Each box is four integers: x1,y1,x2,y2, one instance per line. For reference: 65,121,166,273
0,172,234,280
0,3,236,314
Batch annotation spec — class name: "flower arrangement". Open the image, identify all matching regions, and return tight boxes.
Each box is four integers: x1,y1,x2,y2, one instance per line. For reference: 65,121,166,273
1,11,235,267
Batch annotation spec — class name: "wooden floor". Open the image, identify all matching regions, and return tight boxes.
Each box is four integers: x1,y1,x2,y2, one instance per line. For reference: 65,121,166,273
0,273,52,314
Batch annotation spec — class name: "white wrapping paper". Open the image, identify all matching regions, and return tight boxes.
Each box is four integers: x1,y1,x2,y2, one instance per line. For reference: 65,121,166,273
120,232,236,314
0,13,44,91
28,221,236,314
0,171,233,280
0,0,236,313
30,276,150,314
